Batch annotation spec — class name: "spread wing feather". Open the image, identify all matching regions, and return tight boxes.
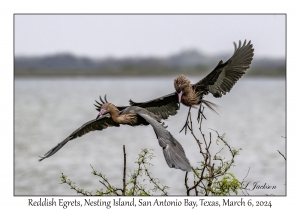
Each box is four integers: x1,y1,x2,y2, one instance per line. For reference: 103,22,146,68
129,92,179,120
38,115,119,161
194,40,254,97
137,110,191,172
95,93,179,120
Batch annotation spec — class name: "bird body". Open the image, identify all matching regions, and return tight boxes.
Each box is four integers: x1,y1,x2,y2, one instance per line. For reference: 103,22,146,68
174,75,200,107
127,40,254,117
93,40,253,133
40,39,254,173
39,103,191,172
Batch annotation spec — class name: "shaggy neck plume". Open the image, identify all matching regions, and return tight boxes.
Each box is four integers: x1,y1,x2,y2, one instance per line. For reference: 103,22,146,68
174,75,200,106
104,103,136,125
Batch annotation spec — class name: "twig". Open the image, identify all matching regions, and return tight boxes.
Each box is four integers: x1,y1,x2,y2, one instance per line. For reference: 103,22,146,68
184,104,242,196
187,166,207,195
277,150,286,160
185,172,189,195
90,164,120,195
209,128,236,158
194,181,199,196
60,173,93,195
122,145,126,196
241,167,251,195
187,114,202,150
131,166,141,195
243,167,251,181
143,167,168,196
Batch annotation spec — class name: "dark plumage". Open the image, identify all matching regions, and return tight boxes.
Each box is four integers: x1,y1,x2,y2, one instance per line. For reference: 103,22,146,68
39,102,191,172
130,40,254,112
95,93,180,121
96,40,254,124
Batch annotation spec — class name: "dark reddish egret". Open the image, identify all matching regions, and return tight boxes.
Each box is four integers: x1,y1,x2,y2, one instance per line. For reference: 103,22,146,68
96,40,254,131
39,102,191,172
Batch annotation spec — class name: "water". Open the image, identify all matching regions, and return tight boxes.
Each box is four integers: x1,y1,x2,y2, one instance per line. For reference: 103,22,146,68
14,76,286,195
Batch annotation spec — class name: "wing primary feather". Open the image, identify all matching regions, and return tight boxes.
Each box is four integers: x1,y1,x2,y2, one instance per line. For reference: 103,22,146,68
39,116,119,162
234,41,237,51
197,39,254,98
38,137,71,161
137,110,191,172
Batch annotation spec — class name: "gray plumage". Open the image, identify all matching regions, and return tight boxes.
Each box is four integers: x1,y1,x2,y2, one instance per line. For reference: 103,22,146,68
126,40,254,115
38,116,119,161
39,104,191,172
137,111,191,171
125,106,191,171
194,40,254,98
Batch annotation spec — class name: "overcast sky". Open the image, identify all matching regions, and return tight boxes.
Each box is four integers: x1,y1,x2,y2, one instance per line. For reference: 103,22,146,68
15,14,285,59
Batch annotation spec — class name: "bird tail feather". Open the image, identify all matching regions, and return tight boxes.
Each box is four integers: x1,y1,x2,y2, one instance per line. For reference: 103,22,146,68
202,99,219,115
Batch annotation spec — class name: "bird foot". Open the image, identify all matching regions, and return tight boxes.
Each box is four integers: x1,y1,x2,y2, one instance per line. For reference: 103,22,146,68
179,120,189,134
197,103,206,122
179,107,191,134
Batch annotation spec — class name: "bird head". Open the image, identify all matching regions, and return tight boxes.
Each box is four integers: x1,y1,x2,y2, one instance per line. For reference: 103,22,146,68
174,75,191,102
96,103,111,120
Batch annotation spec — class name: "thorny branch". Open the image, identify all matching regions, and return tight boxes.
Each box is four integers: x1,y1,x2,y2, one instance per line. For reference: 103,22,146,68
277,150,286,161
135,149,169,195
241,167,251,196
278,136,286,160
60,147,168,196
184,104,242,196
90,164,121,195
60,103,251,196
122,145,126,196
60,173,93,196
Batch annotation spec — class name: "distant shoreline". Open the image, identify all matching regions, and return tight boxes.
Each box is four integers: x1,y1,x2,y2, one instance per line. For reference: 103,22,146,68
14,72,285,78
14,52,285,78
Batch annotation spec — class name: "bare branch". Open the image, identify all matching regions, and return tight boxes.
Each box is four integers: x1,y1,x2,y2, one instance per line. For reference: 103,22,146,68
185,172,189,195
143,167,169,196
277,150,286,160
122,145,126,196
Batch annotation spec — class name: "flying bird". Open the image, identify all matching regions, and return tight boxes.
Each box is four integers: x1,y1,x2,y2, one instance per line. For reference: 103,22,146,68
96,40,254,132
39,102,191,172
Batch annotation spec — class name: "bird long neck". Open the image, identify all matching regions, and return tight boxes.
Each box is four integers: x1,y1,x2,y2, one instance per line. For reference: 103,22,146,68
174,75,200,106
181,87,200,107
108,106,121,123
116,114,136,125
107,104,136,125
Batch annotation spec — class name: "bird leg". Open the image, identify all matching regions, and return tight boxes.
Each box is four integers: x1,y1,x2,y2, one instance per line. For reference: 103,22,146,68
197,101,206,122
179,107,192,134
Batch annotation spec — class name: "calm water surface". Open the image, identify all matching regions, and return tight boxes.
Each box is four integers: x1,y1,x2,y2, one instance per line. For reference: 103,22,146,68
14,76,286,195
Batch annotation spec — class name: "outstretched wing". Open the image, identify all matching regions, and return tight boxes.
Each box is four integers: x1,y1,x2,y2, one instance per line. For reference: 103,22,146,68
194,40,254,97
129,92,179,120
136,109,191,172
39,115,119,161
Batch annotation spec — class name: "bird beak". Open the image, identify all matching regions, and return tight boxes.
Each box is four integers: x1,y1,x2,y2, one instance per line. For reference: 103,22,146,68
96,109,106,120
178,90,183,103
